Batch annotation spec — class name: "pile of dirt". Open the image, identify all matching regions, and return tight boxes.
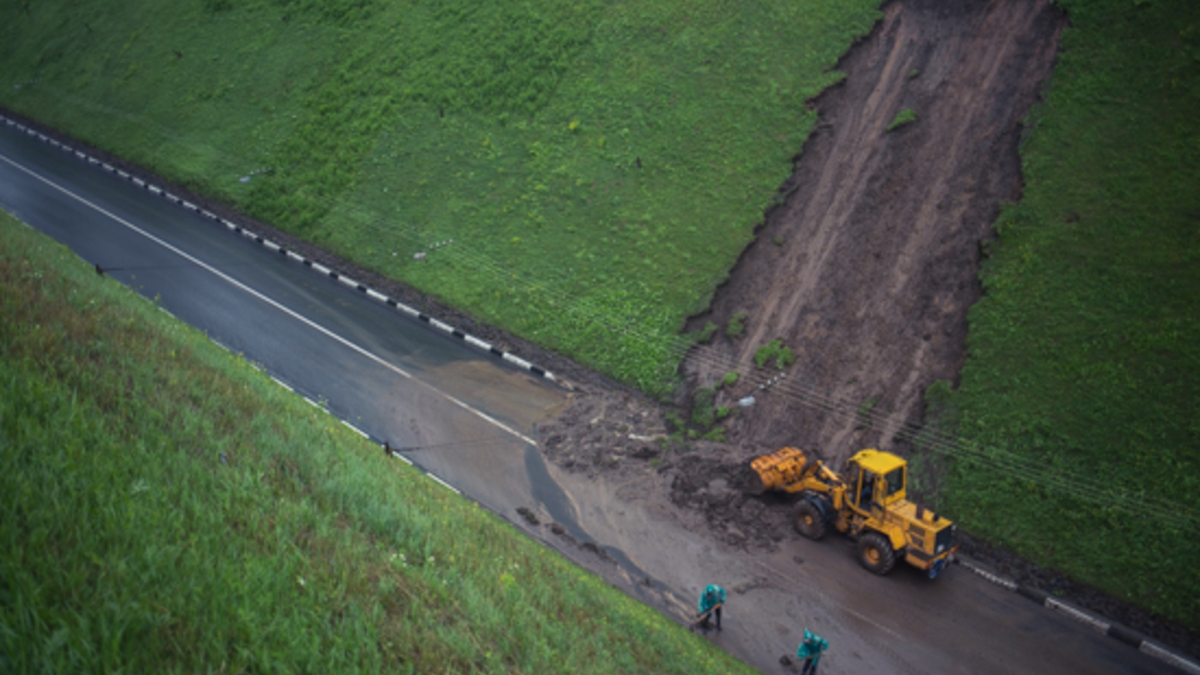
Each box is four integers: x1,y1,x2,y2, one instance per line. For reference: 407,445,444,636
536,390,794,551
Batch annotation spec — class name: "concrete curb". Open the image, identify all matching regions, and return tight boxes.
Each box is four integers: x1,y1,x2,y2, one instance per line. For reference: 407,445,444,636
959,559,1200,674
1,113,562,387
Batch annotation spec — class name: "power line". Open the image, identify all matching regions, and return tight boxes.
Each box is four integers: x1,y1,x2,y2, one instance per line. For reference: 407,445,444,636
28,82,1198,533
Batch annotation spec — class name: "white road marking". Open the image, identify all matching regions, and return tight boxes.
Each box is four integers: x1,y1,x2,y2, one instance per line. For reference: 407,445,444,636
427,473,461,494
0,151,536,447
340,420,369,438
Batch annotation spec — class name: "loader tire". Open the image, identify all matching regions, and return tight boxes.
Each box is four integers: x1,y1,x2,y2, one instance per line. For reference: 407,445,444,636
857,532,896,575
793,500,827,540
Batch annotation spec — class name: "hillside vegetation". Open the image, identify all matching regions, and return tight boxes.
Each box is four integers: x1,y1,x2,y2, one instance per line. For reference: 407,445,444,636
0,210,754,673
0,0,879,395
923,0,1200,630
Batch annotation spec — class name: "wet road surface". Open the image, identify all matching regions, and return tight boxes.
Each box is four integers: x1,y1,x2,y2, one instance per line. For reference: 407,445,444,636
0,119,1186,675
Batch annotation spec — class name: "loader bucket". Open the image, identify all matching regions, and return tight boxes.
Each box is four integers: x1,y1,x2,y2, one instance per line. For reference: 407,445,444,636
749,447,810,493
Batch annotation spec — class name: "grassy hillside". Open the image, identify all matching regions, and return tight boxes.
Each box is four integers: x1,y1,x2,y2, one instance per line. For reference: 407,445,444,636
0,0,880,395
923,0,1200,629
0,210,754,673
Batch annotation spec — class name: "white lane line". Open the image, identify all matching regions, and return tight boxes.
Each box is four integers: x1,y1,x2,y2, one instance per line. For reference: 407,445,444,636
0,151,535,447
340,420,369,438
271,376,294,392
303,396,322,409
427,473,461,494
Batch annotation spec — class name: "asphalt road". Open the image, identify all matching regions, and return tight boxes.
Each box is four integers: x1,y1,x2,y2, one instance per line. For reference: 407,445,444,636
0,120,1188,675
0,120,571,532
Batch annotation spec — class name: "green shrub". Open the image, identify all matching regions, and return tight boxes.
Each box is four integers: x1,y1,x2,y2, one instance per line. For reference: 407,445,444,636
690,386,717,428
887,108,918,132
726,312,748,339
753,339,795,369
695,321,719,344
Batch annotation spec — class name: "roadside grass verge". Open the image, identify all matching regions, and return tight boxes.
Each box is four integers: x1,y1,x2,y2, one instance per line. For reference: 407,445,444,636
0,210,755,673
919,0,1200,629
0,0,880,396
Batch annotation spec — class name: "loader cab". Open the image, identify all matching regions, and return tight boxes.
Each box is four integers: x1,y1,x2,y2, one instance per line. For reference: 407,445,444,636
846,449,907,512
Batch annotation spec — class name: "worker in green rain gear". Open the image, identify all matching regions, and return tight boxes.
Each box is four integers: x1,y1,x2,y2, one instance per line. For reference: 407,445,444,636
696,584,726,631
796,629,828,674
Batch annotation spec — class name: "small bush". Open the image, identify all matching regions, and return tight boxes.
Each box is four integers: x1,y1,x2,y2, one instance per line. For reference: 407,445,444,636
887,108,918,132
753,339,795,370
695,321,719,344
726,312,748,339
721,371,739,388
691,387,717,428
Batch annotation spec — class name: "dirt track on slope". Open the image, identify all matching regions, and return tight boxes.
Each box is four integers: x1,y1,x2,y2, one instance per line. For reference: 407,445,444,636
682,0,1062,468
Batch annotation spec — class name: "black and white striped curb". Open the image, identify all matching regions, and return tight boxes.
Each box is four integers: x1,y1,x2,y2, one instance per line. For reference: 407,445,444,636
1,113,561,387
960,559,1200,674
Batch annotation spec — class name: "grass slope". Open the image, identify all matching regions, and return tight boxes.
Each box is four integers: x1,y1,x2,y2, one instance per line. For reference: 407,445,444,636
924,0,1200,629
0,0,880,395
0,210,754,673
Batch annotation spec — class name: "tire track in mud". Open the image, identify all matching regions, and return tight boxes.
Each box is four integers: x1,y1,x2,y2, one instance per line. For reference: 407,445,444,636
683,0,1065,467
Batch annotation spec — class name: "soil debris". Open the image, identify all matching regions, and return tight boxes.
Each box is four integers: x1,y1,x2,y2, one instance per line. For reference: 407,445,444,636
682,0,1066,471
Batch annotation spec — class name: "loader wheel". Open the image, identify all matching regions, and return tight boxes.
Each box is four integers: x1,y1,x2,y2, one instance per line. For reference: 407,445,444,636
793,500,827,540
857,532,896,575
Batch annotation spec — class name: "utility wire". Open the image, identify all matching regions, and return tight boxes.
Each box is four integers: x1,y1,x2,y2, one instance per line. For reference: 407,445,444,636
30,83,1198,533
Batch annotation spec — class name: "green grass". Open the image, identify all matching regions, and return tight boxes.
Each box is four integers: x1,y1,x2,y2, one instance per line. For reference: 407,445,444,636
886,107,917,132
752,338,795,370
921,0,1200,629
0,210,756,673
0,0,880,396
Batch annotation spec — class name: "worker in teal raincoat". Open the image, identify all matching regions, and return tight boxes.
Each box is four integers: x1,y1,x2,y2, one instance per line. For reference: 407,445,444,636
796,629,828,674
696,584,726,631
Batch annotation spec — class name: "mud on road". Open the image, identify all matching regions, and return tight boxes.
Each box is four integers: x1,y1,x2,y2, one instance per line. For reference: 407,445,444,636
539,0,1196,664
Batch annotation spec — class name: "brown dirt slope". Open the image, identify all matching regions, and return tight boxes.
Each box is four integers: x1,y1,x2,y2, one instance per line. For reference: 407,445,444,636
683,0,1064,468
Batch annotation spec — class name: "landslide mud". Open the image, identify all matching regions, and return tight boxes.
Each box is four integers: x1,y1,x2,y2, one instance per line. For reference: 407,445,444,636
545,0,1193,664
682,0,1064,469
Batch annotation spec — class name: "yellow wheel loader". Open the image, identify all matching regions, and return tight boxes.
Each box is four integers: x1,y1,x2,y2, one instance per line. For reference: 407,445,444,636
750,447,957,578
